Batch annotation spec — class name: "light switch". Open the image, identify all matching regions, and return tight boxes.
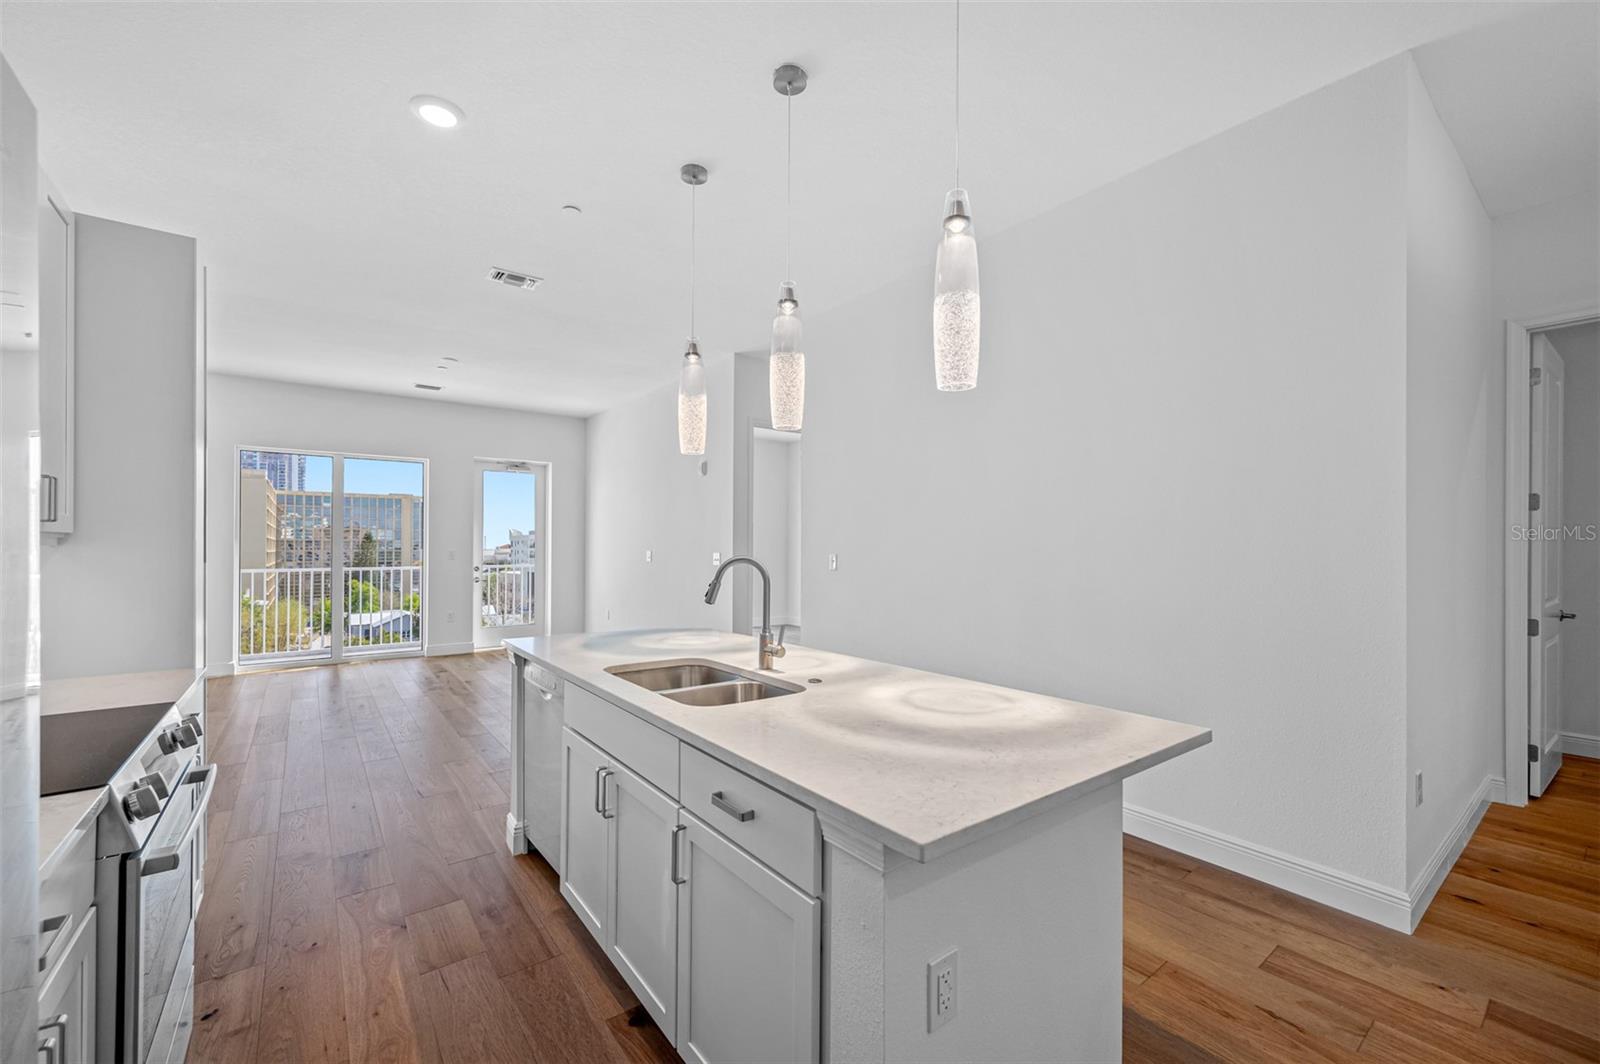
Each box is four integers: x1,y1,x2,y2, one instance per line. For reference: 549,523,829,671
828,553,838,572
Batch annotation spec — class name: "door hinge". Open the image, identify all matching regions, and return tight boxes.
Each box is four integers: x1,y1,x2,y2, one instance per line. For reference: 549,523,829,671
1529,743,1539,763
1531,367,1543,385
1529,618,1540,637
1530,492,1541,512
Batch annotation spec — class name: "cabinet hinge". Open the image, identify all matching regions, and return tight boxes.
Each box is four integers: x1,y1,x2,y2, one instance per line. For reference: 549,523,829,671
1528,618,1540,637
1531,367,1543,385
1530,492,1541,512
1529,743,1539,763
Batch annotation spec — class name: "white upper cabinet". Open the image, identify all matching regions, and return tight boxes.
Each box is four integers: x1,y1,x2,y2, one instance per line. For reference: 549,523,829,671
38,181,74,533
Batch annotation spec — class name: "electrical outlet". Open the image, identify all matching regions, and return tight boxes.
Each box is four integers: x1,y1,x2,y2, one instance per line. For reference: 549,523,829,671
1414,770,1423,806
446,611,455,623
927,949,958,1032
644,549,653,563
712,552,721,566
828,553,838,572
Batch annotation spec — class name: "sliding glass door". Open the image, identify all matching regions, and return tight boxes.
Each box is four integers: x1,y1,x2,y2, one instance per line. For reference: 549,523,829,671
237,449,426,666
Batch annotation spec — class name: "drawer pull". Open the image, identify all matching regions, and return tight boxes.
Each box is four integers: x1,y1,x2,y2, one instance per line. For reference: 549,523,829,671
38,913,72,974
711,791,755,823
39,1014,67,1064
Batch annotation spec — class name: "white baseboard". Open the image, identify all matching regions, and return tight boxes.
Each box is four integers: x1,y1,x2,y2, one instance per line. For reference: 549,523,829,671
205,662,236,678
1406,775,1496,931
1123,804,1412,932
1561,732,1600,758
425,641,476,657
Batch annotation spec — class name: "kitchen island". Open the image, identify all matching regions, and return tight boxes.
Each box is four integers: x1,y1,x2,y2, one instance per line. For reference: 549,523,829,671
505,629,1209,1063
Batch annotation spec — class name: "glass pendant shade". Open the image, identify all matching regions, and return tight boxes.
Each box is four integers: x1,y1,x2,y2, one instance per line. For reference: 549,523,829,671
769,283,805,431
678,342,707,455
934,187,980,391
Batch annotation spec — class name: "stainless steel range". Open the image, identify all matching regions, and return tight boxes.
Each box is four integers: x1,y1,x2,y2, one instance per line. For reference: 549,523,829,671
45,703,215,1063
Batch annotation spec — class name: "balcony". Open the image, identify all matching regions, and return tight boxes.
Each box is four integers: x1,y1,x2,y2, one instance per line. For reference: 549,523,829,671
479,563,537,628
239,564,422,662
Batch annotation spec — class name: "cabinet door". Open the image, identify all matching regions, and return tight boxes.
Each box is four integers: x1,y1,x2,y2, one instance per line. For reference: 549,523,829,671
606,759,680,1041
37,905,96,1064
676,812,819,1064
38,191,73,532
560,728,611,944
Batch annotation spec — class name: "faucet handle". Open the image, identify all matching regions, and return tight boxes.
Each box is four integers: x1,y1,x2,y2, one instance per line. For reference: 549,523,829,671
766,641,786,659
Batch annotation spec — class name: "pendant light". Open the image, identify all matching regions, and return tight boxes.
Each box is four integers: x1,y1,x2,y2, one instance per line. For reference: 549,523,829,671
678,163,709,455
934,0,980,391
769,64,808,431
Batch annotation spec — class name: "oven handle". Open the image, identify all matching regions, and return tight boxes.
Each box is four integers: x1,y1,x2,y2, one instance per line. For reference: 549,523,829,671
140,765,217,877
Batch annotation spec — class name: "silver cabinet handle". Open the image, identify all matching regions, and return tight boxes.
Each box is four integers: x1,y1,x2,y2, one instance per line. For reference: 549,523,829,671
711,791,755,823
594,768,614,818
593,765,605,815
669,824,687,885
38,913,72,974
37,1035,58,1064
40,474,58,523
39,1015,67,1064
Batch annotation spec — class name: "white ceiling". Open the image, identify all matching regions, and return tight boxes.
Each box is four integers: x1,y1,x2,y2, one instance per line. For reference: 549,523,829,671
2,1,1545,416
1413,1,1599,218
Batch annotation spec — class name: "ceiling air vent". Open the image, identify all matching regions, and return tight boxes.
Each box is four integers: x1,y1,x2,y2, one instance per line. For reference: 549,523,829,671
414,383,443,391
487,267,542,290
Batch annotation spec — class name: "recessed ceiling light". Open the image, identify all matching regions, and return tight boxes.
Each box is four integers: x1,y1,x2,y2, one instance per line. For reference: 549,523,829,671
562,204,583,215
414,382,444,391
409,95,463,129
435,364,448,371
441,356,460,363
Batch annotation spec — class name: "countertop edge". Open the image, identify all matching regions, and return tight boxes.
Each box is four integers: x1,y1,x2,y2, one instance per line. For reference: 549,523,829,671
507,640,1213,862
39,786,108,877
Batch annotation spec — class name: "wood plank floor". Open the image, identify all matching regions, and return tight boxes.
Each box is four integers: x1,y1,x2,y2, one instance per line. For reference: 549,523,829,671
189,653,1599,1063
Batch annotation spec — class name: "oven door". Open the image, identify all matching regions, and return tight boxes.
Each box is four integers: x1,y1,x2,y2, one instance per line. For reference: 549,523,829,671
125,763,214,1064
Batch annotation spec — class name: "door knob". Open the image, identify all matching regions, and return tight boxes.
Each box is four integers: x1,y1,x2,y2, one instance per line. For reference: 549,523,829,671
1558,610,1578,621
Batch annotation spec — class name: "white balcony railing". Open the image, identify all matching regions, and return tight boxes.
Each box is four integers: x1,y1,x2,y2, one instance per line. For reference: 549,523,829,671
480,564,536,628
239,564,422,660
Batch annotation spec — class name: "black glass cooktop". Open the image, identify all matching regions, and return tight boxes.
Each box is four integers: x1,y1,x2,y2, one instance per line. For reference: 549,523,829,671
40,703,171,796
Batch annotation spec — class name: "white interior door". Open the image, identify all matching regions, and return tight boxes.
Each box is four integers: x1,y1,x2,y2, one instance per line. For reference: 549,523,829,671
473,460,547,648
1530,334,1567,796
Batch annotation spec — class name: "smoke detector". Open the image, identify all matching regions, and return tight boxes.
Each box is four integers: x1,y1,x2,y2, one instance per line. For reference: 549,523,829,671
487,268,542,290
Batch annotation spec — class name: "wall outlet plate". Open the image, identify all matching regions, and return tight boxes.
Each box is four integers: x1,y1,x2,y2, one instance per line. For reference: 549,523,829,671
644,549,653,563
712,552,721,566
927,948,958,1032
828,553,838,572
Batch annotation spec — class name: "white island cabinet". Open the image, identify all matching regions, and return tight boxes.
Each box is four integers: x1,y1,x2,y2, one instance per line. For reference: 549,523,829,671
511,630,1210,1063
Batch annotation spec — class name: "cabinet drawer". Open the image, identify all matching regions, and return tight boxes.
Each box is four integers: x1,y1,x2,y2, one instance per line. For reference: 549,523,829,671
680,744,818,895
39,820,96,979
565,684,679,796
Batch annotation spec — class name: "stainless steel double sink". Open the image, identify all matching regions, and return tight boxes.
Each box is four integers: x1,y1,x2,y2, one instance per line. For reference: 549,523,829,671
606,659,803,706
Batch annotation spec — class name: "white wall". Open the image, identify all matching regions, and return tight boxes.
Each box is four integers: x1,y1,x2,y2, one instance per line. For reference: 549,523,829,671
751,434,800,628
801,60,1414,891
205,374,587,670
1491,192,1600,324
1401,60,1498,889
585,355,734,633
42,215,199,680
1551,322,1600,749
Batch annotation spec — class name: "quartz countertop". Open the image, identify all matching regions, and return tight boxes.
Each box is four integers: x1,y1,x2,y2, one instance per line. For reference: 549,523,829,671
507,630,1210,861
39,786,107,876
41,667,201,717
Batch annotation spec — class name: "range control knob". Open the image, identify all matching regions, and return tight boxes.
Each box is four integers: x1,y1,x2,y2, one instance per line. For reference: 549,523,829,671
137,772,170,801
123,786,161,821
155,729,179,755
182,713,204,738
173,724,198,749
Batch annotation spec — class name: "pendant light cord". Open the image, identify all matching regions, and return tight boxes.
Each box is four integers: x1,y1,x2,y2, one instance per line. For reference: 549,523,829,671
954,0,961,189
689,182,697,340
786,90,793,280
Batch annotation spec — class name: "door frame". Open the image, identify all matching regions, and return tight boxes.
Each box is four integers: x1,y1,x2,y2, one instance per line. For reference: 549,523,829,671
1501,304,1599,805
471,457,552,648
